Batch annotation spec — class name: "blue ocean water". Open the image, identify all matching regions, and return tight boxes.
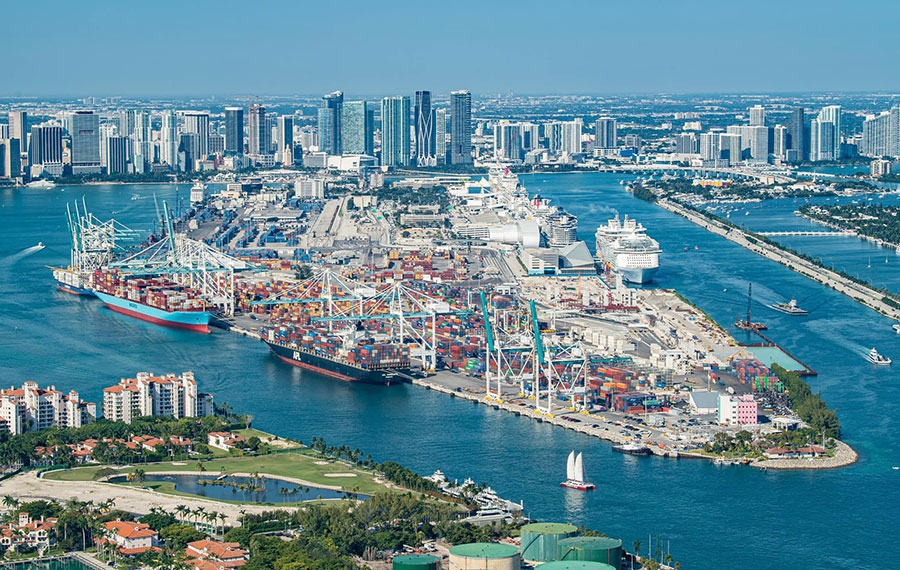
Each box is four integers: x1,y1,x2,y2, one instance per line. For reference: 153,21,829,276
1,179,898,569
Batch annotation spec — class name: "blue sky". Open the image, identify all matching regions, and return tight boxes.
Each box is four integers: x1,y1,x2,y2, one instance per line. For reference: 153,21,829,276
5,0,897,97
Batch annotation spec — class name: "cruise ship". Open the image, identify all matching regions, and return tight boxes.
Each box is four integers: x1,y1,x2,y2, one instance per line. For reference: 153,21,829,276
595,215,661,284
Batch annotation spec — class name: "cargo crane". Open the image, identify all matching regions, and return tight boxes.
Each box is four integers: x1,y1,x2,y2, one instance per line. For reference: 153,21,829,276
530,301,591,414
481,292,537,401
252,270,467,373
110,201,249,316
49,199,141,294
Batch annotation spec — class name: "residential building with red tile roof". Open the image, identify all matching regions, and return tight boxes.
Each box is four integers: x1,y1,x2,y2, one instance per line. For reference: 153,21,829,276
103,372,213,423
0,382,95,435
102,520,159,555
185,539,249,569
207,432,244,451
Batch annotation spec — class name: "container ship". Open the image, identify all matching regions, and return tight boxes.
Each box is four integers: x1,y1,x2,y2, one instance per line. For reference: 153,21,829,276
91,270,212,333
595,214,661,284
261,324,410,384
51,267,95,296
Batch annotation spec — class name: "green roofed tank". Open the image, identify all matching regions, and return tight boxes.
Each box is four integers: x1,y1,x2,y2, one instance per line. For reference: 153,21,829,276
520,522,579,562
537,562,616,570
393,554,440,570
449,542,521,570
557,537,623,569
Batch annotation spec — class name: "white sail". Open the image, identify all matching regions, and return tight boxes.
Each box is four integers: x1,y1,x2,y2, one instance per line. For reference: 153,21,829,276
574,452,585,483
566,451,576,481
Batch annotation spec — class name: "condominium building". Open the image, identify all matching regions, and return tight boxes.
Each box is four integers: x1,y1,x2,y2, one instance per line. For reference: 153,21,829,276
102,372,213,424
0,382,96,435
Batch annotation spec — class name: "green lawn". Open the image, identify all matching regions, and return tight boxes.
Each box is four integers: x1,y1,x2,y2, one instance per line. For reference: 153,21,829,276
43,450,391,496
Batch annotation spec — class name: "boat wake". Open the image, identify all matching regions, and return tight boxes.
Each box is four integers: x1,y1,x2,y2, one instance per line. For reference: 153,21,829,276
1,244,45,265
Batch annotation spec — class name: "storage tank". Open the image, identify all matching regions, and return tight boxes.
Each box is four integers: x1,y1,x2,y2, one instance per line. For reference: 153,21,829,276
537,562,616,570
393,554,440,570
557,537,623,569
520,522,579,562
449,542,520,570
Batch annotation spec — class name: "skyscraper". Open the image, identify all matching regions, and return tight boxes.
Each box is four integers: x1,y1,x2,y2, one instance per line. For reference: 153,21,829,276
449,90,472,165
276,115,294,163
380,96,411,167
675,132,698,154
70,110,101,173
719,133,743,165
414,90,435,165
434,108,448,164
178,133,200,172
560,119,583,155
773,125,788,159
811,105,841,161
183,112,210,158
8,111,27,157
104,135,129,174
318,91,343,155
160,110,178,169
342,101,374,155
749,105,766,126
224,106,244,155
699,132,720,162
132,111,150,172
810,119,836,162
788,107,807,161
29,125,63,166
861,107,899,158
0,138,21,179
494,120,522,161
594,117,617,149
248,103,268,157
117,109,135,138
747,125,769,162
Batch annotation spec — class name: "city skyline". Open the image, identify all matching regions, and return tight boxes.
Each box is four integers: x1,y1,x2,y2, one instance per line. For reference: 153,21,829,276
4,0,898,97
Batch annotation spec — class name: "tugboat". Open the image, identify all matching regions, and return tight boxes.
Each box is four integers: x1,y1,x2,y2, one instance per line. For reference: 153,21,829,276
560,451,595,490
769,299,808,316
866,348,892,366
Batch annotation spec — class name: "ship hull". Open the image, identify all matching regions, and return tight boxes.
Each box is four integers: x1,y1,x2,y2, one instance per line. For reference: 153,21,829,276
264,340,403,385
94,291,211,333
560,481,595,490
613,445,652,456
55,279,95,296
619,266,658,284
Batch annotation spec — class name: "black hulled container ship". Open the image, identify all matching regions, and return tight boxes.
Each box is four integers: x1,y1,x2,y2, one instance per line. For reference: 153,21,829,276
261,324,411,384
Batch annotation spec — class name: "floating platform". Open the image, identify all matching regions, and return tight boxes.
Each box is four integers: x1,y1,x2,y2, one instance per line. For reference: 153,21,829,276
741,330,817,376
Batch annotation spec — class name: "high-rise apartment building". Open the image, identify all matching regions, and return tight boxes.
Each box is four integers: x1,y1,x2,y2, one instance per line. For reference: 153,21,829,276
773,125,788,159
132,111,150,172
450,90,472,165
342,101,374,155
8,111,27,149
380,96,411,167
560,119,583,155
102,372,213,424
699,132,720,161
811,105,841,161
494,120,522,161
318,91,343,155
749,105,766,126
861,107,899,158
224,106,244,155
414,90,435,165
183,112,210,158
160,110,178,169
0,138,21,179
747,125,769,162
788,107,807,161
719,133,743,165
594,117,617,149
675,132,698,154
434,108,448,164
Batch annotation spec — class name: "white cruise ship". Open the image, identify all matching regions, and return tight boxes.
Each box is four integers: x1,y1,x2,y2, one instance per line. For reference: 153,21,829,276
595,214,661,284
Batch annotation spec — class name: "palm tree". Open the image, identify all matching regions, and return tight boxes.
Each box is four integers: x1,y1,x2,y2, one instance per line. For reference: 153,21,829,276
217,512,227,540
1,496,19,513
174,504,188,524
195,506,207,530
632,540,642,570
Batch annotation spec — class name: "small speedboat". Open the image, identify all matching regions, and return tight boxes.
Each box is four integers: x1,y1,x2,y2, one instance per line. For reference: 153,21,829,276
892,323,900,335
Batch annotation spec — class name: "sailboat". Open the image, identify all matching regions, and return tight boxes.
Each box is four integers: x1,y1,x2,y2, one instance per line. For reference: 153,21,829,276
561,451,595,490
